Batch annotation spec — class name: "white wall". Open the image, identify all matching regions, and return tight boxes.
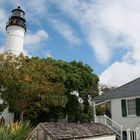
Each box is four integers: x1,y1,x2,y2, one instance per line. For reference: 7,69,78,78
5,25,25,55
46,135,116,140
85,135,116,140
0,99,3,104
111,96,140,130
0,107,14,125
32,132,116,140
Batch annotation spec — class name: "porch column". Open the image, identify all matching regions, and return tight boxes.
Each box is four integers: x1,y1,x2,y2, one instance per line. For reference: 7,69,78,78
92,101,96,123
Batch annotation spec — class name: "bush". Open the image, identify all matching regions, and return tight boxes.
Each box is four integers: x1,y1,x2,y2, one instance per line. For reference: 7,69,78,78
0,121,33,140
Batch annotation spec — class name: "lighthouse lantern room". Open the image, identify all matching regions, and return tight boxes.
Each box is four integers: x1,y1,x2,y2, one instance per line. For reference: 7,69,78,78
4,6,27,55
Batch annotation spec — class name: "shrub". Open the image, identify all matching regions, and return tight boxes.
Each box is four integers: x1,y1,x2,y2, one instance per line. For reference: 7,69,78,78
0,121,33,140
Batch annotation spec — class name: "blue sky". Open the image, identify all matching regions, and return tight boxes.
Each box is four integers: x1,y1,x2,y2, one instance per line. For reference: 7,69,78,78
0,0,140,86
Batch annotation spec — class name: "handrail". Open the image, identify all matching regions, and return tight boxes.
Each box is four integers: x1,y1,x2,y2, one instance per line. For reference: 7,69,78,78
104,115,122,129
95,115,123,140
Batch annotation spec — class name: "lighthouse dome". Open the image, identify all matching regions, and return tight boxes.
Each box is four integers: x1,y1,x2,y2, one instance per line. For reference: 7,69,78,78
6,6,27,31
11,6,25,21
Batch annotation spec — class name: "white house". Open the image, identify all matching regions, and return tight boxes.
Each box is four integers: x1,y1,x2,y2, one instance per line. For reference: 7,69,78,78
30,122,116,140
0,97,14,125
93,77,140,140
0,107,14,125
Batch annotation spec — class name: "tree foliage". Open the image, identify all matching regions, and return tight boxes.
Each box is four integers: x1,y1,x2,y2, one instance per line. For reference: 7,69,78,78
0,54,99,124
99,84,116,95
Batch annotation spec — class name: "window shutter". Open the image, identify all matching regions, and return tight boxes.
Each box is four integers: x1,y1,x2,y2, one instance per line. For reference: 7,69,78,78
136,98,140,116
121,100,127,117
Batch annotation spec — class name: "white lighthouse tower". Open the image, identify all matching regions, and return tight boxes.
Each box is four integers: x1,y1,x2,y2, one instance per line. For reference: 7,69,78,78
4,6,27,55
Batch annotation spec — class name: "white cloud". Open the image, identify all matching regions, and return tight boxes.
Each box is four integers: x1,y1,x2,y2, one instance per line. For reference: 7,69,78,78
0,46,4,53
23,50,32,58
24,30,48,57
45,52,53,58
100,61,140,87
50,19,81,46
27,0,47,14
25,30,48,45
88,32,112,64
52,0,140,86
97,0,140,86
0,9,7,32
51,0,113,63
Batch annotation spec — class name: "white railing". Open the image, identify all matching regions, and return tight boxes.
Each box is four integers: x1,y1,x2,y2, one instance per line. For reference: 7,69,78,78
95,115,123,140
127,125,140,140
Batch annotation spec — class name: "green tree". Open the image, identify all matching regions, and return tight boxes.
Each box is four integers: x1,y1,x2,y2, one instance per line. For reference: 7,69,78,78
0,54,99,124
99,84,116,95
0,55,67,124
47,59,99,122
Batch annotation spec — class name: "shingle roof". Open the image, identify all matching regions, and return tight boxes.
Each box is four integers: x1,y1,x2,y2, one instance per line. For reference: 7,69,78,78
39,122,115,139
94,77,140,102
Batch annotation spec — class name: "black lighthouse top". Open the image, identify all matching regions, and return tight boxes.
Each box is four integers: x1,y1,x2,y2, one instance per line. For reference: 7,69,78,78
6,6,27,31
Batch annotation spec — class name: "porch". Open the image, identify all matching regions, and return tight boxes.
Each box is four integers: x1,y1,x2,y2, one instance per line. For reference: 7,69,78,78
93,100,140,140
94,114,123,140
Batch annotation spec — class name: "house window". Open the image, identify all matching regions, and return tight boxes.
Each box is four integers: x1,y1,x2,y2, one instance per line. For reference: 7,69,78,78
127,99,136,116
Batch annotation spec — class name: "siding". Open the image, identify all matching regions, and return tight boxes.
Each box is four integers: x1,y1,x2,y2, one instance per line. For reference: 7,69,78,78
84,135,116,140
111,97,140,130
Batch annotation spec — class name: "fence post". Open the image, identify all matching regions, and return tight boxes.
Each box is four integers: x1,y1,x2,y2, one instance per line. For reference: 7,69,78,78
104,115,106,125
94,115,97,123
93,102,96,123
127,128,131,140
120,125,123,140
134,129,136,140
136,127,140,140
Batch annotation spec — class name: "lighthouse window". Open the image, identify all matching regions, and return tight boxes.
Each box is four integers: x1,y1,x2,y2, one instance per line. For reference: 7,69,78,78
12,11,24,18
12,11,20,16
13,19,17,24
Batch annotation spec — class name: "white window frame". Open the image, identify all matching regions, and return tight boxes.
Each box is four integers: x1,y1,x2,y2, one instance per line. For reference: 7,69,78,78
126,98,136,116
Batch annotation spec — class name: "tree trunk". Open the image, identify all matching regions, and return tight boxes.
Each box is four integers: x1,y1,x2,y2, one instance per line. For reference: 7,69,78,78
20,111,25,121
